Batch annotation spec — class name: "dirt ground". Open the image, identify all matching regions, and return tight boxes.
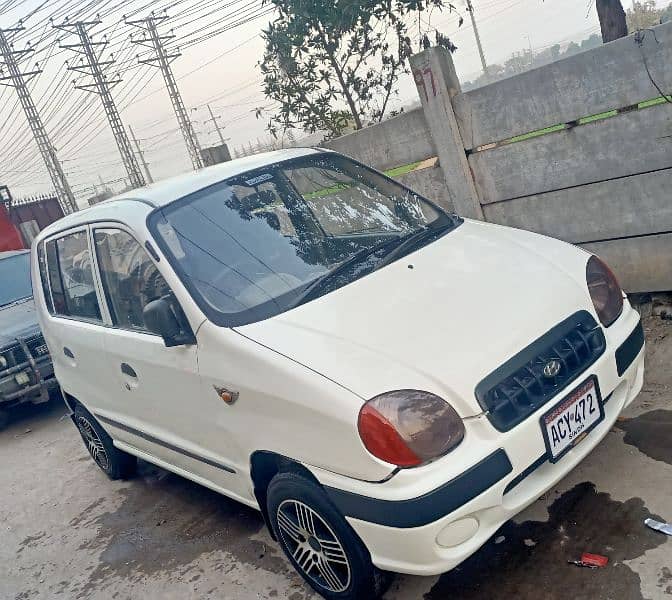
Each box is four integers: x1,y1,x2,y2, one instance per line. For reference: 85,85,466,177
1,315,671,600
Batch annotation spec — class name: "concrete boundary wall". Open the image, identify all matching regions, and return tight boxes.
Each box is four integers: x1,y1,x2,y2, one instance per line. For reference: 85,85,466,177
323,108,435,172
319,21,672,293
453,24,672,149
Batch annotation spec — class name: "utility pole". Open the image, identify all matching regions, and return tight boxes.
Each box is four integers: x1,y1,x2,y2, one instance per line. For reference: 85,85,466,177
0,27,78,214
127,13,204,170
128,124,153,184
205,104,226,145
466,0,488,75
55,19,146,189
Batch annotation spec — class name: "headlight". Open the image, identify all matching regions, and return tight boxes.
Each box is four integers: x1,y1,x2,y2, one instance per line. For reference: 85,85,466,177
357,390,465,467
0,355,6,369
586,255,623,327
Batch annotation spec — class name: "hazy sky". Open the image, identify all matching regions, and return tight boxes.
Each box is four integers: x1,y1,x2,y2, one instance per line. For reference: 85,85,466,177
0,0,657,204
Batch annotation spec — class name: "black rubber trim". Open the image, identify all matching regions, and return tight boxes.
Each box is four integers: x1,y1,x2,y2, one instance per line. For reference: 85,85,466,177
144,240,161,262
504,454,547,495
615,319,645,377
95,414,236,474
324,449,512,529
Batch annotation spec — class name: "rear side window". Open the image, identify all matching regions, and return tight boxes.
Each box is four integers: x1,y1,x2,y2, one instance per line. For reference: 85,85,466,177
93,229,170,332
45,231,102,322
37,243,54,314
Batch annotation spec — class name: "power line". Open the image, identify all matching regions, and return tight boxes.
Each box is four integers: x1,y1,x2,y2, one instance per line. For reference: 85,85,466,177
128,123,154,183
127,12,203,169
0,25,77,213
55,18,146,188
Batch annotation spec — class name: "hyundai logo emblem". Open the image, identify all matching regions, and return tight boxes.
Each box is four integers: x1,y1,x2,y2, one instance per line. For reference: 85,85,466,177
543,359,562,379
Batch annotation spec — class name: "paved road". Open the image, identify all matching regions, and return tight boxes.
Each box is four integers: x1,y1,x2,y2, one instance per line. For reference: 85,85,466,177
1,316,671,600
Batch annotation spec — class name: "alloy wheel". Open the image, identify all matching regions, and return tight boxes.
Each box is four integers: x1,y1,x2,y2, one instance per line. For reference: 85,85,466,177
276,499,351,593
76,415,110,471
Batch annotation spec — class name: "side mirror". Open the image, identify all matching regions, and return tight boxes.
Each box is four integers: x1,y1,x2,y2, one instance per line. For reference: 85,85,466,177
143,296,196,347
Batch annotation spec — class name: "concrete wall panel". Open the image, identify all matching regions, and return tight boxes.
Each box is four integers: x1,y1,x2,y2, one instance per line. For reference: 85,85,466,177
454,22,672,148
470,103,672,205
482,169,672,243
581,234,672,293
323,108,435,171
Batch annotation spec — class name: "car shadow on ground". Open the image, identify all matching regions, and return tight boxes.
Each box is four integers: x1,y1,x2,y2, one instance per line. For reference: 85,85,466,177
5,373,671,599
1,396,66,434
69,414,670,600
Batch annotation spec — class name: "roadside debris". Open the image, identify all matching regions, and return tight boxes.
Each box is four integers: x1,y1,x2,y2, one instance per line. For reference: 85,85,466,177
644,518,672,536
568,553,609,568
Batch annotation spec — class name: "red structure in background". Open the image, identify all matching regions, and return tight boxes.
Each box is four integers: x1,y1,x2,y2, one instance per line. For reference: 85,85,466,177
0,186,23,251
0,202,24,251
0,186,65,251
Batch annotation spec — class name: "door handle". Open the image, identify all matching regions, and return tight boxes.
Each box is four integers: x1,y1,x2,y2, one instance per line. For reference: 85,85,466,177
120,363,138,378
63,346,74,359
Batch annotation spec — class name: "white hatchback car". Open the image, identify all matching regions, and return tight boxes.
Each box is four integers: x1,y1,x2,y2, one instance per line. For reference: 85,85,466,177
32,148,645,599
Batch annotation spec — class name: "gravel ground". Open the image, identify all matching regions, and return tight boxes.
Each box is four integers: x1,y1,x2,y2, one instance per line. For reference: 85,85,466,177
1,315,671,600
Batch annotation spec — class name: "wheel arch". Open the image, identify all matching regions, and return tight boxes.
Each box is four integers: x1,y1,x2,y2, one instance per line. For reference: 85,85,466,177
250,450,322,540
61,389,79,414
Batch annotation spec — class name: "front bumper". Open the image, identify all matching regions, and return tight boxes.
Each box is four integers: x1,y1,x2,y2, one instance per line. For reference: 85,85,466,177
0,354,57,406
308,307,645,576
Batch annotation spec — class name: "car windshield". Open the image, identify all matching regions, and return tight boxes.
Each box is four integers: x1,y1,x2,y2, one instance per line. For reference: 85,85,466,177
149,153,459,326
0,252,33,307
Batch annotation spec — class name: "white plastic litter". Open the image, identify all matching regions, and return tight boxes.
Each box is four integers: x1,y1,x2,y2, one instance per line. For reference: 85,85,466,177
644,518,672,536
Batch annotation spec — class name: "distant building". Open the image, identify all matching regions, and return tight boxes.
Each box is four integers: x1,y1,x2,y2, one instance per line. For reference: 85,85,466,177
87,190,115,206
0,187,65,249
201,143,232,166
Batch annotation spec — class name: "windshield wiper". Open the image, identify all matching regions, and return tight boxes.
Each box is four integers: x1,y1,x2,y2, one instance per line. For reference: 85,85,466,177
288,236,402,309
372,222,455,271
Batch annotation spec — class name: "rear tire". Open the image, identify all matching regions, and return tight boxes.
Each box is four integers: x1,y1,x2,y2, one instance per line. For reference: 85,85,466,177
267,471,391,599
73,404,136,480
0,408,9,431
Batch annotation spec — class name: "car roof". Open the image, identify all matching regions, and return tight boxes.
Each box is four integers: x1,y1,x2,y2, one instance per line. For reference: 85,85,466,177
118,147,324,207
36,147,327,241
0,249,29,259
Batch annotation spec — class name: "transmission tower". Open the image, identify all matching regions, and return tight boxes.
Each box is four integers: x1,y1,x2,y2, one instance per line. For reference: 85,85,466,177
54,19,146,189
0,27,78,214
127,13,204,170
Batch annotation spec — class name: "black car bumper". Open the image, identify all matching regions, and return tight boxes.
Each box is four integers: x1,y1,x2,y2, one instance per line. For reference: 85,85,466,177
0,352,56,406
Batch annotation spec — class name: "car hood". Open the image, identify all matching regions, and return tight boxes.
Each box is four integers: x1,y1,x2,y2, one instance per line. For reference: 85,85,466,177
0,298,41,347
236,220,596,417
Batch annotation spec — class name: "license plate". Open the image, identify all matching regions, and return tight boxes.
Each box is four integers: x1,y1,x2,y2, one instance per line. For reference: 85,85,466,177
541,376,604,462
15,371,31,386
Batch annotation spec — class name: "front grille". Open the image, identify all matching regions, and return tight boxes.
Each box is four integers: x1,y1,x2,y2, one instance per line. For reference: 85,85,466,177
26,335,49,358
0,335,49,372
476,311,606,432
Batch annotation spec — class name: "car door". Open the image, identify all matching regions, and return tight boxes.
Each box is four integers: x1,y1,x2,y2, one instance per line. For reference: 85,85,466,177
41,227,109,413
89,225,242,494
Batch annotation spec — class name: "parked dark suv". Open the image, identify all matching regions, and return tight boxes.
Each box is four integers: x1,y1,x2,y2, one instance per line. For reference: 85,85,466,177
0,250,57,429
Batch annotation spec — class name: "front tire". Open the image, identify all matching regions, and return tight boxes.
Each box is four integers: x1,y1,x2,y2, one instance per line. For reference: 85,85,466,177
73,404,136,480
267,472,390,599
